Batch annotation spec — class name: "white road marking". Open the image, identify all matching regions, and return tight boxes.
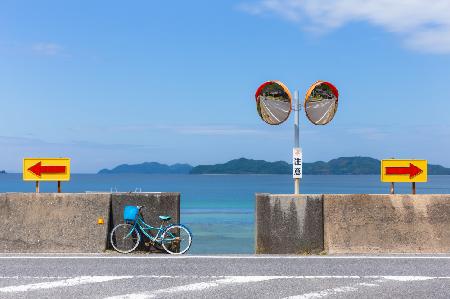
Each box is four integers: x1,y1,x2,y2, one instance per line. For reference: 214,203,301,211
284,276,444,299
315,102,334,124
1,275,449,280
0,275,361,280
0,276,73,279
357,282,380,287
0,276,132,293
284,279,382,299
103,275,450,299
380,276,435,281
104,276,282,299
268,100,290,113
4,255,450,259
0,275,448,297
0,275,170,280
285,286,359,299
261,100,281,122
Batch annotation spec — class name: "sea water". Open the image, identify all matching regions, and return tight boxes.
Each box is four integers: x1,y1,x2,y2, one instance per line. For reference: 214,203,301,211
1,174,450,253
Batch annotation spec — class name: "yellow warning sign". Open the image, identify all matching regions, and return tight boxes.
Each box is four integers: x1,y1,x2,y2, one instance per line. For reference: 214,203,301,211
380,159,427,183
23,158,71,181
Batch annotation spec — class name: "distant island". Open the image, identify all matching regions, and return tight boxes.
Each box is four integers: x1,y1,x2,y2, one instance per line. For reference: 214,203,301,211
190,158,290,174
98,157,450,175
0,170,5,174
98,162,193,174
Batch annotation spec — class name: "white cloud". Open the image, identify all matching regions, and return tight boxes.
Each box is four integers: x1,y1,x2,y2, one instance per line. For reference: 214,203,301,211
238,0,450,53
107,123,271,136
32,42,63,56
160,125,269,136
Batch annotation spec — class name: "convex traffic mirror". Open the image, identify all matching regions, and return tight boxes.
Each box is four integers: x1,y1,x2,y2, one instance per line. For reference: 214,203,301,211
255,81,292,125
304,81,339,125
254,80,339,126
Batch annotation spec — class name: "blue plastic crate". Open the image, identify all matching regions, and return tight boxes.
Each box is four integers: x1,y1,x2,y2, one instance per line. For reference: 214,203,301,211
123,205,139,221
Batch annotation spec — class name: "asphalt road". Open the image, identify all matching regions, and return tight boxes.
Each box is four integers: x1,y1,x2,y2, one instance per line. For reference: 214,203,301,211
305,97,336,124
2,254,450,298
260,97,290,124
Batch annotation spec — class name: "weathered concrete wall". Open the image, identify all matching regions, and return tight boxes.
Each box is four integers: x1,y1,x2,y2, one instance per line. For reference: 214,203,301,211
110,193,180,250
0,192,180,253
324,194,450,254
0,193,110,253
255,194,323,254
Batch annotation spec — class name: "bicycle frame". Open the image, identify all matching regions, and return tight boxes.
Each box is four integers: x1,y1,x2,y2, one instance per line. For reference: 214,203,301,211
125,213,177,244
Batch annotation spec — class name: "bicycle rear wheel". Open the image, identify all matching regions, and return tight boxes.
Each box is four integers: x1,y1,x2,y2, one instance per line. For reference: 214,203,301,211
161,225,192,255
110,223,140,254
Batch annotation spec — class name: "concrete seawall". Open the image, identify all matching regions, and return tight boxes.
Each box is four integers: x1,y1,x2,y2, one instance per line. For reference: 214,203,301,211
256,194,324,254
0,193,110,253
0,192,179,253
256,193,450,254
324,194,450,254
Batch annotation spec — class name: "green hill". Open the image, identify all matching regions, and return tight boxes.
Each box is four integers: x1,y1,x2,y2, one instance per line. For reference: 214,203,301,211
190,158,290,174
303,157,380,175
189,157,450,175
98,157,450,175
99,162,193,174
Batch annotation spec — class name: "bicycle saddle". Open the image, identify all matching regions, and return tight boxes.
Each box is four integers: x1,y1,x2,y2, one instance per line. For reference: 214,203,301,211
159,215,171,221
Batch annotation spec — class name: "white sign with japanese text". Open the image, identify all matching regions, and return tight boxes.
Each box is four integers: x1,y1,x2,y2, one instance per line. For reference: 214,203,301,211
293,147,302,178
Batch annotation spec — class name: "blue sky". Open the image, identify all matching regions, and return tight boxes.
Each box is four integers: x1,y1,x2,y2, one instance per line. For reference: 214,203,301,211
1,0,450,173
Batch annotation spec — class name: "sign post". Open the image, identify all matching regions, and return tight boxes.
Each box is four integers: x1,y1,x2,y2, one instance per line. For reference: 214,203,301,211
381,159,427,194
254,80,339,195
293,147,302,193
293,90,300,194
23,158,71,193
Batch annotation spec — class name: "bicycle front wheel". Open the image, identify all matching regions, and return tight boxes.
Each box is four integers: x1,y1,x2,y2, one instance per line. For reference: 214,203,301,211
110,223,140,254
161,225,192,255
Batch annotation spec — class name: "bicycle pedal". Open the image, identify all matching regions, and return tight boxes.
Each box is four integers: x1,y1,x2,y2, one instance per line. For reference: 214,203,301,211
144,242,152,247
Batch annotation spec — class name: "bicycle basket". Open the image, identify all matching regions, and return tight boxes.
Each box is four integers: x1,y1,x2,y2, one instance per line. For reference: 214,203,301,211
123,205,139,221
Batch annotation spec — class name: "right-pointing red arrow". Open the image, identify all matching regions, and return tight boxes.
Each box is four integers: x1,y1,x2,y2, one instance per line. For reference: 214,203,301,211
385,163,423,179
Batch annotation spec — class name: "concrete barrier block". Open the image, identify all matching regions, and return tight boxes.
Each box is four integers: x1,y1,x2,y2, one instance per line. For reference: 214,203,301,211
110,193,180,250
0,193,110,253
324,194,450,253
255,194,323,254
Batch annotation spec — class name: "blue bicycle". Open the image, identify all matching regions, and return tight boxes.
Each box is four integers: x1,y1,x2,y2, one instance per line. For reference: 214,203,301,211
110,205,192,254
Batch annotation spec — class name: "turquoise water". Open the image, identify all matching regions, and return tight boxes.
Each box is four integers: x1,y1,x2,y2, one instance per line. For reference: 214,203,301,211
1,174,450,253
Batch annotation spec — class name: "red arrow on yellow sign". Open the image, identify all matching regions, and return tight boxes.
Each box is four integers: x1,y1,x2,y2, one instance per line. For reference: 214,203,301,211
381,159,427,183
23,158,71,181
28,161,67,177
385,163,423,179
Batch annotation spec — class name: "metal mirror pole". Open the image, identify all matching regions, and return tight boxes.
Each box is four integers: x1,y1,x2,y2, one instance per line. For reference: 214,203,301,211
294,90,300,194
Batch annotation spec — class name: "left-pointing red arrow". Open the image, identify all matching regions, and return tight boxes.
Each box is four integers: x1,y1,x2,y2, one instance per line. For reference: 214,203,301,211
28,161,66,177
